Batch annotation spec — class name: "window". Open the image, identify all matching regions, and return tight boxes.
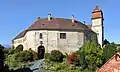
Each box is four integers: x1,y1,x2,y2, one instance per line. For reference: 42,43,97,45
60,33,66,39
39,33,43,39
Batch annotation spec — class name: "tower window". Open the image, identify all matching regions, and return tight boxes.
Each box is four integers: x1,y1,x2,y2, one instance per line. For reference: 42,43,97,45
40,33,42,39
60,33,66,39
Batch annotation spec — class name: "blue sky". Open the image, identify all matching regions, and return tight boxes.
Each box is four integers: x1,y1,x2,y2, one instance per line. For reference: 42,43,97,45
0,0,120,45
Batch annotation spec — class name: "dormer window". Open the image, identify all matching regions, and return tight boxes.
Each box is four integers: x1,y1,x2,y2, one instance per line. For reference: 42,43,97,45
60,33,66,39
40,33,42,39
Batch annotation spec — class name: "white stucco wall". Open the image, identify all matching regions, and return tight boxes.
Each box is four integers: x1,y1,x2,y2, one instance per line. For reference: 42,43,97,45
58,31,84,54
13,37,24,48
24,30,59,53
92,18,102,26
13,30,93,54
92,18,103,47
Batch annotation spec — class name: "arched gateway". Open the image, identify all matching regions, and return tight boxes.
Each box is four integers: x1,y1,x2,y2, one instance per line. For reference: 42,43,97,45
38,45,45,59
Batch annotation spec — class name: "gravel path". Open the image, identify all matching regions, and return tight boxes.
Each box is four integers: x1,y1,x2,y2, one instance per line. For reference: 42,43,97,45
23,59,50,72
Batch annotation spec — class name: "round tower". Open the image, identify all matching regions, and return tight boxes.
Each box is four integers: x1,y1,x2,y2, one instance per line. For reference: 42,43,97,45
91,5,104,47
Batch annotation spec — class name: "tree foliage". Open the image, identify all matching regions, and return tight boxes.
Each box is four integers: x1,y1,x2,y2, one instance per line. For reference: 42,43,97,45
44,53,51,59
103,43,116,62
6,44,23,55
14,49,38,62
74,51,86,68
3,48,10,59
68,54,80,66
103,39,110,45
80,40,103,70
0,44,4,49
50,50,64,62
0,44,4,70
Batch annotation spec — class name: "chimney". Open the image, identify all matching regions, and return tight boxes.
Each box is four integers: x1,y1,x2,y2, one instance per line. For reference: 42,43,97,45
48,12,52,21
72,14,75,23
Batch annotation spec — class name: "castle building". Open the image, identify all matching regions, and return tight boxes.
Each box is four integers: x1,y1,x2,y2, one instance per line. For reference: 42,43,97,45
12,5,104,56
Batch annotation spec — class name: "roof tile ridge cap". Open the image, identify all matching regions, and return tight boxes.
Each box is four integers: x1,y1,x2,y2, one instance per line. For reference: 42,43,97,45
98,53,118,71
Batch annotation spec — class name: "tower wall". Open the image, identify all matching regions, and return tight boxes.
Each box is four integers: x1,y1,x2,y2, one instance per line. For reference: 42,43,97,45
91,5,104,47
92,19,103,47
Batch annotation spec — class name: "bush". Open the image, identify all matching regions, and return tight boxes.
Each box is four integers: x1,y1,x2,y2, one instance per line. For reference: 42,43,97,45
103,43,116,62
5,49,38,69
68,54,80,66
3,48,10,59
80,40,103,70
8,48,15,55
64,52,69,58
29,49,38,60
15,51,31,62
74,51,86,68
44,53,51,59
50,50,64,62
14,49,38,62
5,54,22,69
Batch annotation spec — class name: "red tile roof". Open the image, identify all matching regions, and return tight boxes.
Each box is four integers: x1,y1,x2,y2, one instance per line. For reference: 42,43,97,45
98,52,120,72
13,30,27,40
93,5,101,12
13,18,91,40
92,5,103,19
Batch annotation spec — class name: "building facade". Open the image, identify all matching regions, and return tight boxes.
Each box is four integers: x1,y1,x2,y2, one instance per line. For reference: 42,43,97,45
12,5,104,54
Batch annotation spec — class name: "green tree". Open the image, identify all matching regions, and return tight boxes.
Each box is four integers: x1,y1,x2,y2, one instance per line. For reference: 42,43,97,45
103,43,116,62
81,40,103,70
0,44,4,49
0,44,4,70
103,39,110,45
74,51,86,67
8,48,15,55
3,48,10,59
